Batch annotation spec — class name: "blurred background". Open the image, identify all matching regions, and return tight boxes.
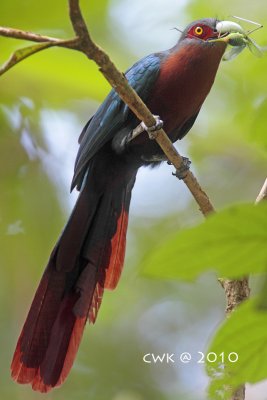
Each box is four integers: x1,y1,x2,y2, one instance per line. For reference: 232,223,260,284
0,0,266,399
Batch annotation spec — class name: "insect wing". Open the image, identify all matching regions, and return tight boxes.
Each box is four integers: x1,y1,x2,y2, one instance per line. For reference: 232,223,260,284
246,37,263,57
223,45,246,61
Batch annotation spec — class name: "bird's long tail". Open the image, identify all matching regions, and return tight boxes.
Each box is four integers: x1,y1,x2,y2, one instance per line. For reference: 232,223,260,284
11,150,137,392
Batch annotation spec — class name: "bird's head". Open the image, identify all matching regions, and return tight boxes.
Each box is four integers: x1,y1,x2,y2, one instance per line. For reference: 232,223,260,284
178,18,241,48
180,18,220,43
174,17,251,66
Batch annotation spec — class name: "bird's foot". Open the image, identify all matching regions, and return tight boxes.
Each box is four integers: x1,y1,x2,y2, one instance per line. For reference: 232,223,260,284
172,156,191,179
141,115,164,139
127,115,164,144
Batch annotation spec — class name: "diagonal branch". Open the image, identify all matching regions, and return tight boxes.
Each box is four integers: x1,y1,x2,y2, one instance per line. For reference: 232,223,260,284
68,0,215,216
0,0,215,216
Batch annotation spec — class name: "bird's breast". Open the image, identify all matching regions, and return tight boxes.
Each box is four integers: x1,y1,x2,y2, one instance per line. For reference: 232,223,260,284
146,42,226,138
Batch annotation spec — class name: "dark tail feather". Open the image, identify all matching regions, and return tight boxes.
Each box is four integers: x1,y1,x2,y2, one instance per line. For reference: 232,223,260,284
11,152,137,392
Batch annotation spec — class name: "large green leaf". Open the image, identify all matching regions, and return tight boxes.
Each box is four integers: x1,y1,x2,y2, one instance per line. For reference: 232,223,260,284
207,298,267,399
142,203,267,280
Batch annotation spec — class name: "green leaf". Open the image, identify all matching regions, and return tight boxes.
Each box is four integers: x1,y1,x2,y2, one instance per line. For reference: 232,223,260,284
142,203,267,281
207,299,267,398
0,42,52,76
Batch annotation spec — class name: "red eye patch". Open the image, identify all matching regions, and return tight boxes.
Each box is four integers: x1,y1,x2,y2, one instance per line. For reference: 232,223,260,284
187,24,215,40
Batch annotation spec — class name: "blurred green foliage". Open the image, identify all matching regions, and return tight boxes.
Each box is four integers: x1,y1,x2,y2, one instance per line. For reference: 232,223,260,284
143,203,267,280
1,0,267,400
208,299,267,398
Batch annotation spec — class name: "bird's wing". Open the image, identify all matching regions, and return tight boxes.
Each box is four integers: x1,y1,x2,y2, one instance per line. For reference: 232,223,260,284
72,53,162,190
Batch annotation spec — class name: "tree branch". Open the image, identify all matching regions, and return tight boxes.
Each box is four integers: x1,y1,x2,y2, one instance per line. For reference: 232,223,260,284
0,1,215,216
67,0,215,216
68,0,91,41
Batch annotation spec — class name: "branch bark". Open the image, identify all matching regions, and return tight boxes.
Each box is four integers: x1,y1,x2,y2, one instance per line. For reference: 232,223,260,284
219,278,250,316
219,280,250,400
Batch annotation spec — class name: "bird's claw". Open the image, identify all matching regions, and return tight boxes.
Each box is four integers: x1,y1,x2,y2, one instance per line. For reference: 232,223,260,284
172,156,191,179
141,115,164,139
129,115,164,142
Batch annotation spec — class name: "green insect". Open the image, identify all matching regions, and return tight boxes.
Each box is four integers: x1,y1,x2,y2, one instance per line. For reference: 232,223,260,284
223,32,262,60
215,17,263,61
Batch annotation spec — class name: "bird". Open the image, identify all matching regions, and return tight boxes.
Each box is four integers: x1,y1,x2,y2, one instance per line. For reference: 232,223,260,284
11,18,232,392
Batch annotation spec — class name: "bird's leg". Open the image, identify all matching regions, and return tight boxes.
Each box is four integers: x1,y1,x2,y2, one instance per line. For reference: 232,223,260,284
117,123,143,150
172,156,192,179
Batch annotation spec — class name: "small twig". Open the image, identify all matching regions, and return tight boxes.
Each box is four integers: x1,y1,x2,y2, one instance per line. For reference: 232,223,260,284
0,25,81,76
0,26,61,43
0,26,79,48
255,178,267,204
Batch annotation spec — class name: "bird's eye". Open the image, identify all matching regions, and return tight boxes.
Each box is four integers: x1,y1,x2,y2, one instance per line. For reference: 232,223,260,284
194,26,203,36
